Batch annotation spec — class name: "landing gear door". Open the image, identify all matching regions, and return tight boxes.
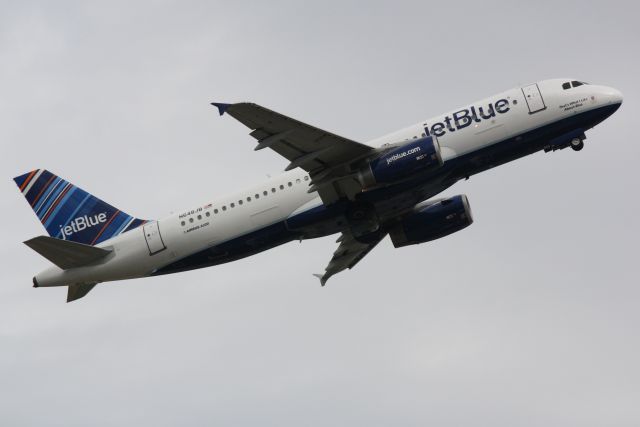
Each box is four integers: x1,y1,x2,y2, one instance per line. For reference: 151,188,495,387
522,83,546,114
143,221,167,255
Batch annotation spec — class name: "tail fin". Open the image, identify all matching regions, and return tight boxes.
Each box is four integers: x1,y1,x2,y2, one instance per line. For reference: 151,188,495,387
13,169,146,245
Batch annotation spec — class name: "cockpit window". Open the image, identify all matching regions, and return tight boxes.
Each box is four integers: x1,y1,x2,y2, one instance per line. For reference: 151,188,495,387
563,81,589,90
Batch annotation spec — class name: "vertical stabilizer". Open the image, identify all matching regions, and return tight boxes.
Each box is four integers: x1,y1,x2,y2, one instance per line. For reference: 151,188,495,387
13,169,147,245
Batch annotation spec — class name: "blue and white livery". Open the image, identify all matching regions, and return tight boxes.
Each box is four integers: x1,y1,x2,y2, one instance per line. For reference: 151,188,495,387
13,78,623,301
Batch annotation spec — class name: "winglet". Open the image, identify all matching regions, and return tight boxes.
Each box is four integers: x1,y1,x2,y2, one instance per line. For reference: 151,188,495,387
211,102,232,116
313,273,328,287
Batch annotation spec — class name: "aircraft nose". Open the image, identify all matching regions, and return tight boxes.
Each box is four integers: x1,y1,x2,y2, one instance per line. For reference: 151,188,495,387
605,87,623,105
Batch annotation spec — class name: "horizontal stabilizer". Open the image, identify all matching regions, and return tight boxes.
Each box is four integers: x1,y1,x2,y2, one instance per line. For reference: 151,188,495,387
24,236,111,270
67,283,97,302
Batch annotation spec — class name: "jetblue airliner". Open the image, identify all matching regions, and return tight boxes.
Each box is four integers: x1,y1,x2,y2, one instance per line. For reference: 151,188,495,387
14,79,622,302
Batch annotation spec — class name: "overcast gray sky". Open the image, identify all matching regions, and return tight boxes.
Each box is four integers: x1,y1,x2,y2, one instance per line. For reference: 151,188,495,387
1,1,639,425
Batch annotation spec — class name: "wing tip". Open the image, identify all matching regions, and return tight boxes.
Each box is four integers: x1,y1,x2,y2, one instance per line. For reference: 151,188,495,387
210,102,231,116
312,273,328,287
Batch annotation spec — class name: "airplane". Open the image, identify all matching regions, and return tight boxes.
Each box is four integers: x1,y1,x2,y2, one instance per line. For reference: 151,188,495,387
13,78,622,302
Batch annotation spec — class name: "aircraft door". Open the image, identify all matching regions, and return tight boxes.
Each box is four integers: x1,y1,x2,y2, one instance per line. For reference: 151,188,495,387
521,83,547,114
143,221,167,255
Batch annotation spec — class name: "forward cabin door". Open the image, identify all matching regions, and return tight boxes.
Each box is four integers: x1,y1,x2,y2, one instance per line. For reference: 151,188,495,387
143,221,167,255
522,83,546,114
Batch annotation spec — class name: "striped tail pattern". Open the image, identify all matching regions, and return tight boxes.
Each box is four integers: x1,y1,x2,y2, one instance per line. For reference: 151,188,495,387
14,169,147,246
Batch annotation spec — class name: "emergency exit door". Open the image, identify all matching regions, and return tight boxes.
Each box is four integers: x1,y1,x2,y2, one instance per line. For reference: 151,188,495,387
522,83,547,114
143,221,167,255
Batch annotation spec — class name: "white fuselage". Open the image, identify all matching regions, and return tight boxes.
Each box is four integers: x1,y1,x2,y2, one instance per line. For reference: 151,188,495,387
34,79,623,288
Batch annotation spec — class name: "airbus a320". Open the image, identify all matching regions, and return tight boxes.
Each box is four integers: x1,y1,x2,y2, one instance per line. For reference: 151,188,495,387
13,79,622,301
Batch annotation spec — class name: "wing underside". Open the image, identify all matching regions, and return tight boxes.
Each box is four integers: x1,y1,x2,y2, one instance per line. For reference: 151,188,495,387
314,232,386,286
212,101,387,285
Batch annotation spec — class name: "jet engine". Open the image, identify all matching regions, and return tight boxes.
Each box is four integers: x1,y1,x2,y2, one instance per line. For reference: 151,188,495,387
389,195,473,248
359,136,443,187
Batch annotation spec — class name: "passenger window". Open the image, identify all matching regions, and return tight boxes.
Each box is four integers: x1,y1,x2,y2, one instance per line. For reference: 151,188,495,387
189,218,194,223
255,193,259,199
562,82,571,90
181,221,185,226
238,200,243,205
288,182,292,187
263,190,268,196
246,196,251,202
197,215,202,220
296,179,301,184
222,206,227,211
205,212,210,217
571,81,583,87
230,203,235,208
279,185,284,190
272,187,276,193
304,176,309,181
214,209,219,214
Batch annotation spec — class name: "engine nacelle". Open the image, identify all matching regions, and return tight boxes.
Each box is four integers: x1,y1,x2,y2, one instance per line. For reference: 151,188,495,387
359,136,443,187
389,195,473,248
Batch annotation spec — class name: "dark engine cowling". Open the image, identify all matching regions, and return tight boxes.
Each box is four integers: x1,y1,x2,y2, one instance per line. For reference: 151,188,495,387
389,195,473,248
359,136,443,187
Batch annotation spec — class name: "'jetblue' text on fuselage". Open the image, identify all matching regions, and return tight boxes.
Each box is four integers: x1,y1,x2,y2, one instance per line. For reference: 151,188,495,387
424,99,510,138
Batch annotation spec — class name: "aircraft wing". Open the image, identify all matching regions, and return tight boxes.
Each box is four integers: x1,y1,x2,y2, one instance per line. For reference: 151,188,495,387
313,231,386,286
212,102,375,203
